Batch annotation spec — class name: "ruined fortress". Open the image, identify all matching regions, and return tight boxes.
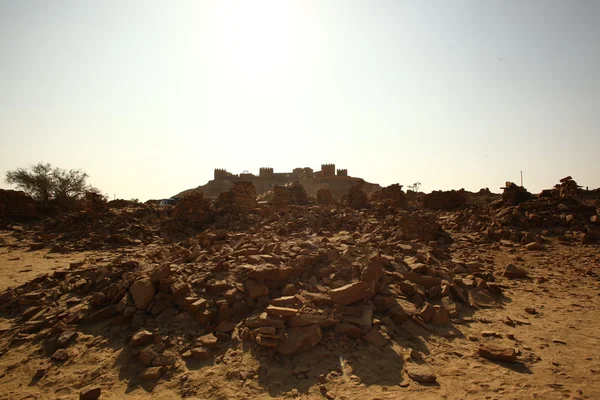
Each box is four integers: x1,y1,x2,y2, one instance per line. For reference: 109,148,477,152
175,164,381,200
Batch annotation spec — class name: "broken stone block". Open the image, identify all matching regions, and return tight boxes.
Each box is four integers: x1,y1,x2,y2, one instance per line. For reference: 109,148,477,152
245,312,285,329
277,324,322,356
387,305,408,325
469,288,497,308
139,366,162,380
130,330,154,347
152,353,177,367
419,303,435,322
87,305,118,323
191,347,210,359
269,296,298,307
51,349,69,361
404,362,437,383
329,282,375,305
170,281,190,299
256,334,279,347
503,264,528,279
525,242,542,251
79,386,101,400
334,323,361,338
129,279,156,310
478,345,518,362
248,264,293,281
247,282,270,299
266,305,299,317
197,333,218,348
216,320,236,333
190,298,208,311
57,330,77,348
287,314,338,328
361,253,383,292
373,295,397,312
431,305,450,325
149,264,171,283
282,284,297,296
138,346,157,367
442,297,459,318
362,327,388,349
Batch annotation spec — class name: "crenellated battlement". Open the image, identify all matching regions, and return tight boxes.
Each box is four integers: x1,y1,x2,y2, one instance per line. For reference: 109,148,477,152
259,167,274,179
321,164,336,177
214,163,347,181
214,168,235,181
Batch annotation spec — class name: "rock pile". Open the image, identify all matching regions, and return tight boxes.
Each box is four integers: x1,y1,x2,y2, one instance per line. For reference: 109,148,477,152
316,188,335,205
36,206,159,251
0,201,509,383
445,177,600,245
0,189,37,219
423,190,468,210
272,185,292,210
172,192,211,227
343,181,368,209
371,184,407,207
501,182,533,206
554,176,580,198
216,181,258,212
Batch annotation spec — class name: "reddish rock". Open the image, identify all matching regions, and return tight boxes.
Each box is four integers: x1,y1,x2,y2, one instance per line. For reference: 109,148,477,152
149,264,171,283
334,323,361,338
247,282,269,299
503,264,528,279
404,362,437,383
277,324,322,356
152,353,176,367
139,366,162,380
431,305,450,325
79,386,101,400
419,303,435,322
373,295,397,312
363,327,388,349
197,333,218,348
282,284,297,296
130,330,154,347
478,345,518,362
138,346,157,366
129,279,156,310
361,254,383,292
266,305,299,317
248,264,293,282
191,347,211,359
288,314,339,328
329,282,375,305
387,305,408,325
256,334,279,347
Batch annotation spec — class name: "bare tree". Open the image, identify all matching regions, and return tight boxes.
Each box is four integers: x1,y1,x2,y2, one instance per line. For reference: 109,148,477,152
408,182,422,192
5,163,101,205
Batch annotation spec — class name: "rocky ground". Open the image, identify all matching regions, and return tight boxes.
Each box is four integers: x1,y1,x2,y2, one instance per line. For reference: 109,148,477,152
0,182,599,400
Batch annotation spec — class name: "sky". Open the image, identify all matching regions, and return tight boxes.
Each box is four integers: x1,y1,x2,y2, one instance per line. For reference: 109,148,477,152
1,0,599,201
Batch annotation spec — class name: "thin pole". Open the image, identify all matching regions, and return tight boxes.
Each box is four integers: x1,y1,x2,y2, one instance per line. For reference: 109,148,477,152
520,171,523,187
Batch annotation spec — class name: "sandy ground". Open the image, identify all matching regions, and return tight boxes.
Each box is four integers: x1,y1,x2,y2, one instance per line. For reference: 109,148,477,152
0,230,599,400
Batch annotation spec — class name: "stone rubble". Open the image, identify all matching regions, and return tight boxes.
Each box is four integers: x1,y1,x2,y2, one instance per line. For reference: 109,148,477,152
0,174,598,389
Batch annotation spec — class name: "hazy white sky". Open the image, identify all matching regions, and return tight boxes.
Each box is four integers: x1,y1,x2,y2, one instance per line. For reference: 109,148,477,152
1,0,599,200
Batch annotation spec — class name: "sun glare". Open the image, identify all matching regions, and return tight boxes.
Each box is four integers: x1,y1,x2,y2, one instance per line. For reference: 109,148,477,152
207,1,306,95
